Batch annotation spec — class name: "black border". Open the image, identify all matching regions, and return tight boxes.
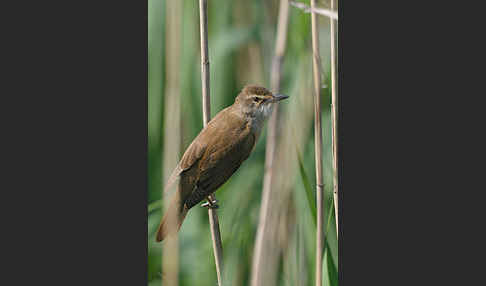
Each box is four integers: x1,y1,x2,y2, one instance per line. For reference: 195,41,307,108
3,0,148,284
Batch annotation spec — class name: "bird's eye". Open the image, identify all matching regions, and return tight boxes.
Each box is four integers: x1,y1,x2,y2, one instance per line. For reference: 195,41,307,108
253,97,260,103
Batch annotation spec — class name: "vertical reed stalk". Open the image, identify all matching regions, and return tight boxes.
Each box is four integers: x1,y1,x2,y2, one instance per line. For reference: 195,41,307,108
251,1,290,285
310,0,324,285
330,0,339,237
162,0,181,285
198,0,223,285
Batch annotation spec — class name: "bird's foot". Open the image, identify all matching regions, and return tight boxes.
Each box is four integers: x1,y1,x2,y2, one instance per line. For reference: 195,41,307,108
201,199,219,209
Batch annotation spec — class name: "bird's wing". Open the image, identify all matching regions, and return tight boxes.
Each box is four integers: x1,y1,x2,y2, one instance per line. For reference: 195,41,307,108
197,128,255,191
165,106,233,193
183,115,256,209
162,106,234,198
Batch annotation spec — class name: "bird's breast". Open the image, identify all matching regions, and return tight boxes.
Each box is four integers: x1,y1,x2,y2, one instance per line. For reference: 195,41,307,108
247,118,263,143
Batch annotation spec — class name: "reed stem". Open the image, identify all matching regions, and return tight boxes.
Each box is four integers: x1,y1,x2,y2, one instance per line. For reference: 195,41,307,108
250,1,290,285
161,0,181,284
310,0,324,284
290,1,338,19
198,0,223,285
330,0,339,237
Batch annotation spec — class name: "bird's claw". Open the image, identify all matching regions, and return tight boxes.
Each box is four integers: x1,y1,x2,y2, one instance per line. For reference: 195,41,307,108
201,199,219,209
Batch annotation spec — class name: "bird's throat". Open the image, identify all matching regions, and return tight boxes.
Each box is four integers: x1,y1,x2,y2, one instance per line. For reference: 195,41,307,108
250,104,273,136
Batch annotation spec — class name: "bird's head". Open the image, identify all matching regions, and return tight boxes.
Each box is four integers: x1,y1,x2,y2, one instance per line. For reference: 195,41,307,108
235,85,289,119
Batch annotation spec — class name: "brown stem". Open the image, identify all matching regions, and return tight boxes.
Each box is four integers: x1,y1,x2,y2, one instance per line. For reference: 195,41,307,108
310,0,324,285
250,1,290,285
161,0,182,285
198,0,223,285
330,0,339,238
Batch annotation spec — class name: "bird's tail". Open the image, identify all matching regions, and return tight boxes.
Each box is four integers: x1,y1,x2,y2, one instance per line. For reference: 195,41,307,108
156,195,188,242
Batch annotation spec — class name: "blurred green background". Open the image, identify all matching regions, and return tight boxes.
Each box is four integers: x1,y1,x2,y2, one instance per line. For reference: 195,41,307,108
148,0,338,285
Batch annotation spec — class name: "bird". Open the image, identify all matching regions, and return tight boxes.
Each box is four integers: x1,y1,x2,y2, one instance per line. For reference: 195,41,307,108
156,85,289,242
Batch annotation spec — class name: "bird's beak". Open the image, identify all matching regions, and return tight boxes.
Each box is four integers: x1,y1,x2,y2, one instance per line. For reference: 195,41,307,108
272,94,289,102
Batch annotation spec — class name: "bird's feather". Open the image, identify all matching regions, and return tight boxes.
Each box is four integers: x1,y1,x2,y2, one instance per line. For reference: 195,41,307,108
174,106,255,209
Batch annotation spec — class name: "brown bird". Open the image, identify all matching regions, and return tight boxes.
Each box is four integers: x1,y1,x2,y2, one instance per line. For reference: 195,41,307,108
156,85,289,242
